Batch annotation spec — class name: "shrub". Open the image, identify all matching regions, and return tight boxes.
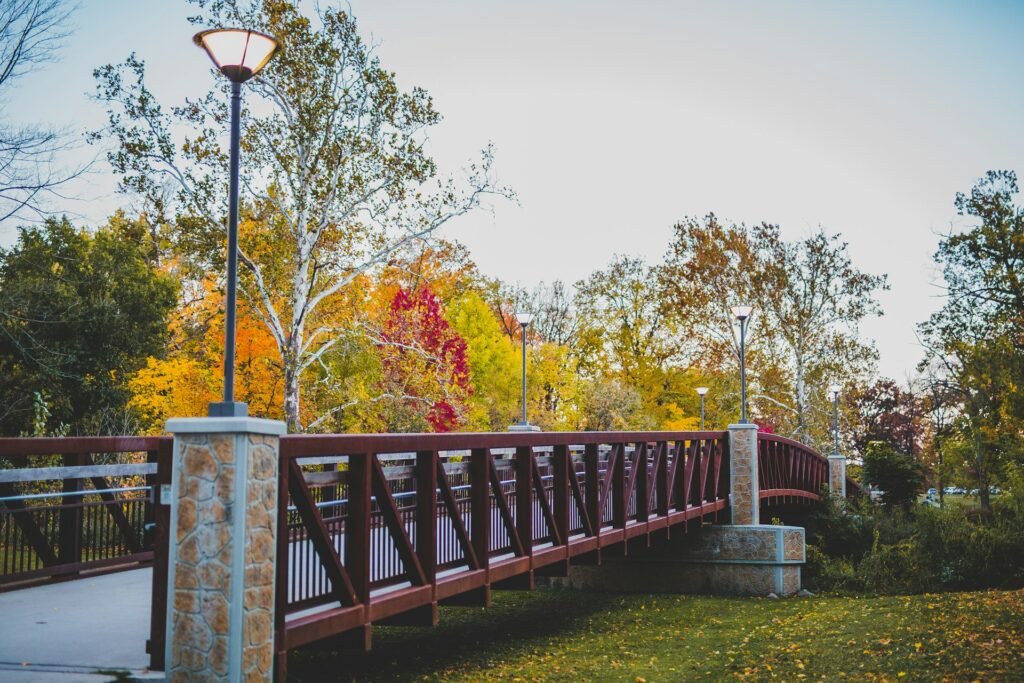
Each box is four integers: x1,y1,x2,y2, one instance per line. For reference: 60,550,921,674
803,544,858,593
803,494,1024,594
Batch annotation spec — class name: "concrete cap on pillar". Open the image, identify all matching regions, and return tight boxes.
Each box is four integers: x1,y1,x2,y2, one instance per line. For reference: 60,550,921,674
166,416,287,436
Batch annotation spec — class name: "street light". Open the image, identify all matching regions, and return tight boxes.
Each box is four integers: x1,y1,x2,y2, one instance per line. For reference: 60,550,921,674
828,384,842,455
515,311,534,428
194,28,281,418
696,387,709,430
731,305,753,423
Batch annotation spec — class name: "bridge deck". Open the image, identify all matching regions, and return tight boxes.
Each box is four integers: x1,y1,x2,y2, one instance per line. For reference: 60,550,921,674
0,568,158,681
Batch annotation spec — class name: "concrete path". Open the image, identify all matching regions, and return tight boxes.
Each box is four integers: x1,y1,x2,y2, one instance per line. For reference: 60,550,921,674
0,569,159,682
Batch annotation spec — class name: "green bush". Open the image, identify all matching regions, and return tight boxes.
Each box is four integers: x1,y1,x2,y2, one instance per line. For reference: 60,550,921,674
803,544,858,593
804,495,1024,594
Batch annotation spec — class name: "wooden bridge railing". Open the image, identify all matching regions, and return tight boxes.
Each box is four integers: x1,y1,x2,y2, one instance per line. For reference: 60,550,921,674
274,430,730,654
757,433,862,502
2,428,850,675
0,436,172,587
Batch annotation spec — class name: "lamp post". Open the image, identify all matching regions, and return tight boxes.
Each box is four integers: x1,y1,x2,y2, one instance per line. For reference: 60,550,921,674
194,28,280,418
696,387,709,430
828,384,841,455
514,311,534,429
731,305,753,423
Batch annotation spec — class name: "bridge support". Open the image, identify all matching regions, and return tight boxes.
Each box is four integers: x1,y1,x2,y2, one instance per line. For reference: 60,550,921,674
164,417,286,682
547,525,806,596
546,424,809,596
729,423,760,525
828,454,847,497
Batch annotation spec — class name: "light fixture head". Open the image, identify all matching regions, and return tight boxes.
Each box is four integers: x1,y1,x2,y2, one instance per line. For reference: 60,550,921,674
828,384,842,399
731,305,753,321
515,311,534,326
194,28,281,83
696,387,709,396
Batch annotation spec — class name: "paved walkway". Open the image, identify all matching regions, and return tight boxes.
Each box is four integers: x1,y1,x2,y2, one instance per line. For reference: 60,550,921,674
0,569,159,682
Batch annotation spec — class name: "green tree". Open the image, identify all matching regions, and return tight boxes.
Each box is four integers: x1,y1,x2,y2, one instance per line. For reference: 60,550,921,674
919,170,1024,510
862,441,924,509
0,217,177,434
91,0,510,431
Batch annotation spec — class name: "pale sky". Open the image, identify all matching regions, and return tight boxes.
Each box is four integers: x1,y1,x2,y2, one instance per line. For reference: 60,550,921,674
4,0,1023,381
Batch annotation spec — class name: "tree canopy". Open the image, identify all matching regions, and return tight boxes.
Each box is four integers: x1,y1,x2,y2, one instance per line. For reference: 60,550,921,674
91,0,510,431
0,216,177,434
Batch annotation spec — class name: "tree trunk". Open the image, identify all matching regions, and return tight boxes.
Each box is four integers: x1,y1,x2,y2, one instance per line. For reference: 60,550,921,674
972,428,991,513
284,361,301,434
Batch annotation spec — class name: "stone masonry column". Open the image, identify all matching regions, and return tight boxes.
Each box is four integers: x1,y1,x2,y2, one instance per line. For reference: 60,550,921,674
828,454,847,498
728,423,760,525
164,417,287,682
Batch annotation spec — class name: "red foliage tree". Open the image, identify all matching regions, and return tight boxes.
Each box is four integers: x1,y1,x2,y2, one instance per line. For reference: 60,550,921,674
380,286,471,431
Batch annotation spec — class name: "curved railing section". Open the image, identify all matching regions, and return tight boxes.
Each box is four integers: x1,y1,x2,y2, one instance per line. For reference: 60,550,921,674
274,430,728,653
757,433,827,503
757,433,861,502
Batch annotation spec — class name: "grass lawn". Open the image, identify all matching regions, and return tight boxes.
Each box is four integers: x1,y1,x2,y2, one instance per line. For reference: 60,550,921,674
288,587,1024,682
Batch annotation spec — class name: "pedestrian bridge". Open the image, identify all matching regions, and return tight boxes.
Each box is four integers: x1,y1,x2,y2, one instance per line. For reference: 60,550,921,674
1,429,856,680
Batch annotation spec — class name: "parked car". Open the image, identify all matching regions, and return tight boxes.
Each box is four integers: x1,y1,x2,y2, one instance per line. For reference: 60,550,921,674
927,488,937,498
990,487,1001,495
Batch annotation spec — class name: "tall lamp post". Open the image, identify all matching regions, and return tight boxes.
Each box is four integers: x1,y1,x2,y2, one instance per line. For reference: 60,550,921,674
194,28,281,418
731,305,753,423
696,387,709,430
828,384,841,455
508,311,539,431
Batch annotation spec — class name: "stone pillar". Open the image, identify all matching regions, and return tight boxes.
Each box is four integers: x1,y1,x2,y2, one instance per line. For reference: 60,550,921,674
828,454,847,498
728,423,760,525
164,417,286,682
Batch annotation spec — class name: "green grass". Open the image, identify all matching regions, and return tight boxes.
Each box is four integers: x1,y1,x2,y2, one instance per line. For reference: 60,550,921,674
288,588,1024,682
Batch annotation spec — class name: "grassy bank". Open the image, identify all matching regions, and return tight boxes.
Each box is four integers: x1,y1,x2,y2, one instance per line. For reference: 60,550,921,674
288,588,1024,682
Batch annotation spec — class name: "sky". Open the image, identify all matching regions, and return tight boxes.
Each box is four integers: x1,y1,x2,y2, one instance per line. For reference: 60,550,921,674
3,0,1023,381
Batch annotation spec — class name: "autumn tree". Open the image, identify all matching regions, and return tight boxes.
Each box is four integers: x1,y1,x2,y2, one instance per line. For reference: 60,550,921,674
849,378,925,457
574,255,694,427
661,216,887,448
754,225,888,443
448,290,519,431
91,0,510,431
370,286,471,432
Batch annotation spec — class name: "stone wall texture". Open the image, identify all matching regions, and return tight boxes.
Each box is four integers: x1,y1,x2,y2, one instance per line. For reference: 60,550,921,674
729,425,759,525
551,525,806,597
552,559,803,597
168,429,280,682
828,455,846,498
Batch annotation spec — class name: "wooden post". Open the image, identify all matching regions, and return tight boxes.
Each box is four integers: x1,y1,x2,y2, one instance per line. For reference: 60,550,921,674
346,454,372,608
146,439,173,671
584,444,600,537
470,449,490,571
612,444,626,530
634,442,649,523
416,451,438,584
552,445,570,545
655,442,669,518
515,447,533,556
58,453,84,567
